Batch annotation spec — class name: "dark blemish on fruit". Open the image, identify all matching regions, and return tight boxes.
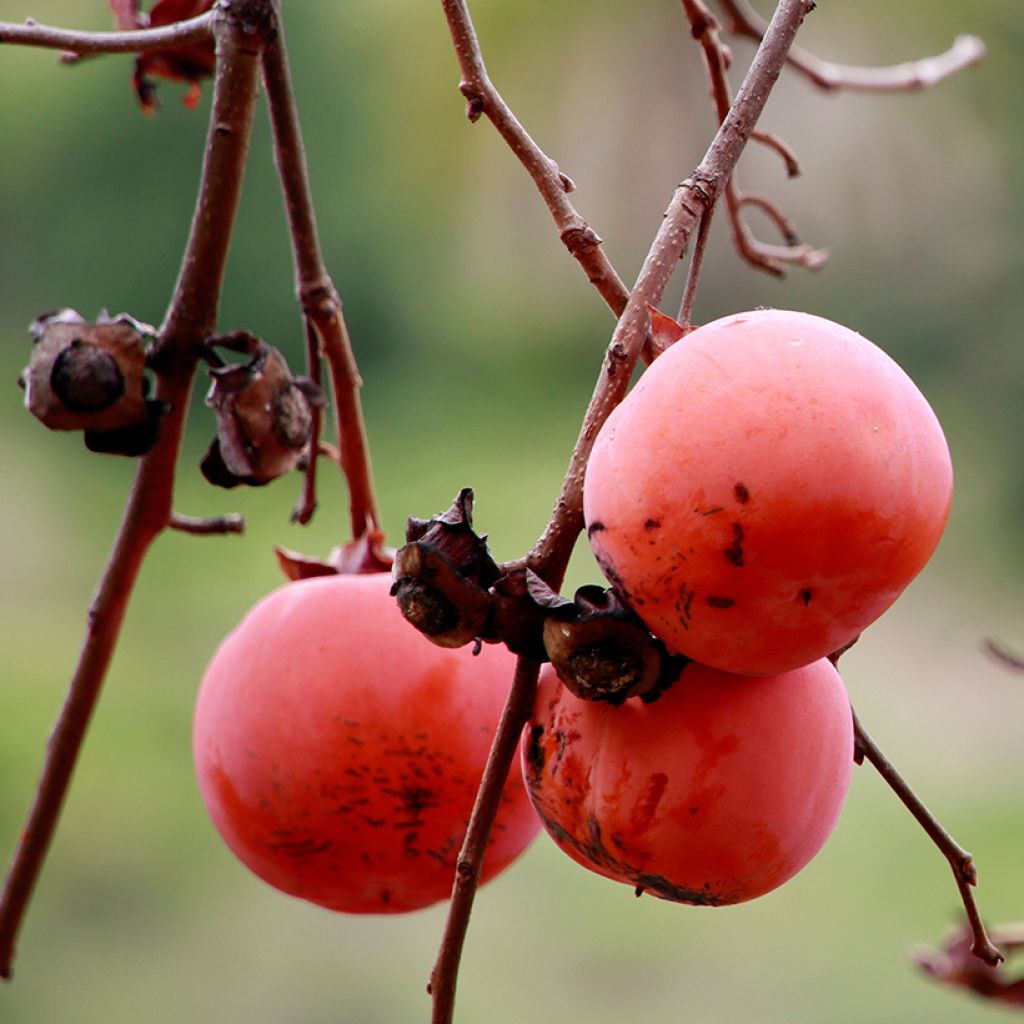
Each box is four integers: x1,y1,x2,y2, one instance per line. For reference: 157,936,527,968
706,596,736,609
644,518,660,530
800,588,813,605
724,523,745,566
690,807,699,815
526,724,546,779
697,505,724,516
587,521,606,536
734,482,750,504
362,815,386,827
674,582,695,629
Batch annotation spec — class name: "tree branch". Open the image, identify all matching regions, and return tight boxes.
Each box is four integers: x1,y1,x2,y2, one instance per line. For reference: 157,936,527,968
717,0,985,93
427,3,815,1019
0,11,214,55
0,1,271,980
439,0,631,322
262,16,381,539
683,0,826,276
852,708,1003,967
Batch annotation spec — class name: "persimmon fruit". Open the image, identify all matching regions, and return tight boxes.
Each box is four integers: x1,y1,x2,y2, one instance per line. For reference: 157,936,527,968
583,308,953,675
522,658,853,905
193,572,539,914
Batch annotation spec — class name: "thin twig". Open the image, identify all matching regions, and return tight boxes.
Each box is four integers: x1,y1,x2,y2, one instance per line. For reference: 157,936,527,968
678,203,715,330
427,4,816,1019
717,0,985,93
0,10,214,54
0,2,272,981
439,0,630,322
852,708,1003,967
262,17,381,539
169,512,246,535
292,318,323,525
683,0,826,276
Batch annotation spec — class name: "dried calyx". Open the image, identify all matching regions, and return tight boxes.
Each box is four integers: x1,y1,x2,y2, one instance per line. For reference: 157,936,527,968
19,309,166,456
542,584,687,705
201,331,325,488
392,489,501,648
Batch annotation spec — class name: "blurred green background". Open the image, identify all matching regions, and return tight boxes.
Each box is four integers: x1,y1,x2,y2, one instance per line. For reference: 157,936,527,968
2,1,1023,1021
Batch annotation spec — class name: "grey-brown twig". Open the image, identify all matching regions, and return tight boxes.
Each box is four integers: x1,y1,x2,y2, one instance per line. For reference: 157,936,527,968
0,10,213,55
717,0,985,93
439,0,631,322
852,708,1003,967
683,0,826,276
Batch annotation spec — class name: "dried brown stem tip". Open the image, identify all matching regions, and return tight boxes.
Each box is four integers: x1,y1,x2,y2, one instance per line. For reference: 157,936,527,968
392,489,500,648
542,585,685,704
200,331,325,488
20,309,166,456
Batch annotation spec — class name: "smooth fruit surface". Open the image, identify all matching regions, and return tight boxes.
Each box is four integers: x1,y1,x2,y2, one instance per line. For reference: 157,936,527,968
583,308,953,675
522,659,853,905
194,572,539,914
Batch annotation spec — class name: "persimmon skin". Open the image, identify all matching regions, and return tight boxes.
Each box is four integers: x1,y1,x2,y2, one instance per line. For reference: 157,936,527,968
583,308,953,675
522,660,853,905
193,573,539,914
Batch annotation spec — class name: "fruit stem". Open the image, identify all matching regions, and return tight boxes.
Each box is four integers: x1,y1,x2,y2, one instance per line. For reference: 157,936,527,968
262,16,382,539
852,708,1004,967
429,656,541,1023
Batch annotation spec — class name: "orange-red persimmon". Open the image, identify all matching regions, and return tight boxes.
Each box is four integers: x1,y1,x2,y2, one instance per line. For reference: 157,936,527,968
522,659,853,905
193,572,539,914
583,308,953,675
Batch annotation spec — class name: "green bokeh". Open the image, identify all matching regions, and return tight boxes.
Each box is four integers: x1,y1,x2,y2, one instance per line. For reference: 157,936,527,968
2,2,1023,1022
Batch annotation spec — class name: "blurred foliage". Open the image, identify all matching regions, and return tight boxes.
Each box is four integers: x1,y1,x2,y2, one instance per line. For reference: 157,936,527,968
1,1,1023,1022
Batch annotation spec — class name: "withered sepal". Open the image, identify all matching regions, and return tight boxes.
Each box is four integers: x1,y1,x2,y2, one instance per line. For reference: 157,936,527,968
543,586,687,705
392,489,500,648
489,567,570,662
201,332,324,488
20,309,165,455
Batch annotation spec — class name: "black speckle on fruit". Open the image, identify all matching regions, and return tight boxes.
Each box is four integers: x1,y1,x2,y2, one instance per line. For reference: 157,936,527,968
724,523,745,567
734,482,750,504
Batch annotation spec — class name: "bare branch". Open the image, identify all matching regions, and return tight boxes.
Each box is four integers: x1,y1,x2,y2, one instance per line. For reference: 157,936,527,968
0,11,213,55
718,0,985,93
439,0,631,321
853,708,1003,967
683,0,825,277
262,22,382,539
0,2,272,980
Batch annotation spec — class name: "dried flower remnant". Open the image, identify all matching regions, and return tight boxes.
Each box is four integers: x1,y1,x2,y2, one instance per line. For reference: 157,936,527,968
201,332,325,488
19,309,165,456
